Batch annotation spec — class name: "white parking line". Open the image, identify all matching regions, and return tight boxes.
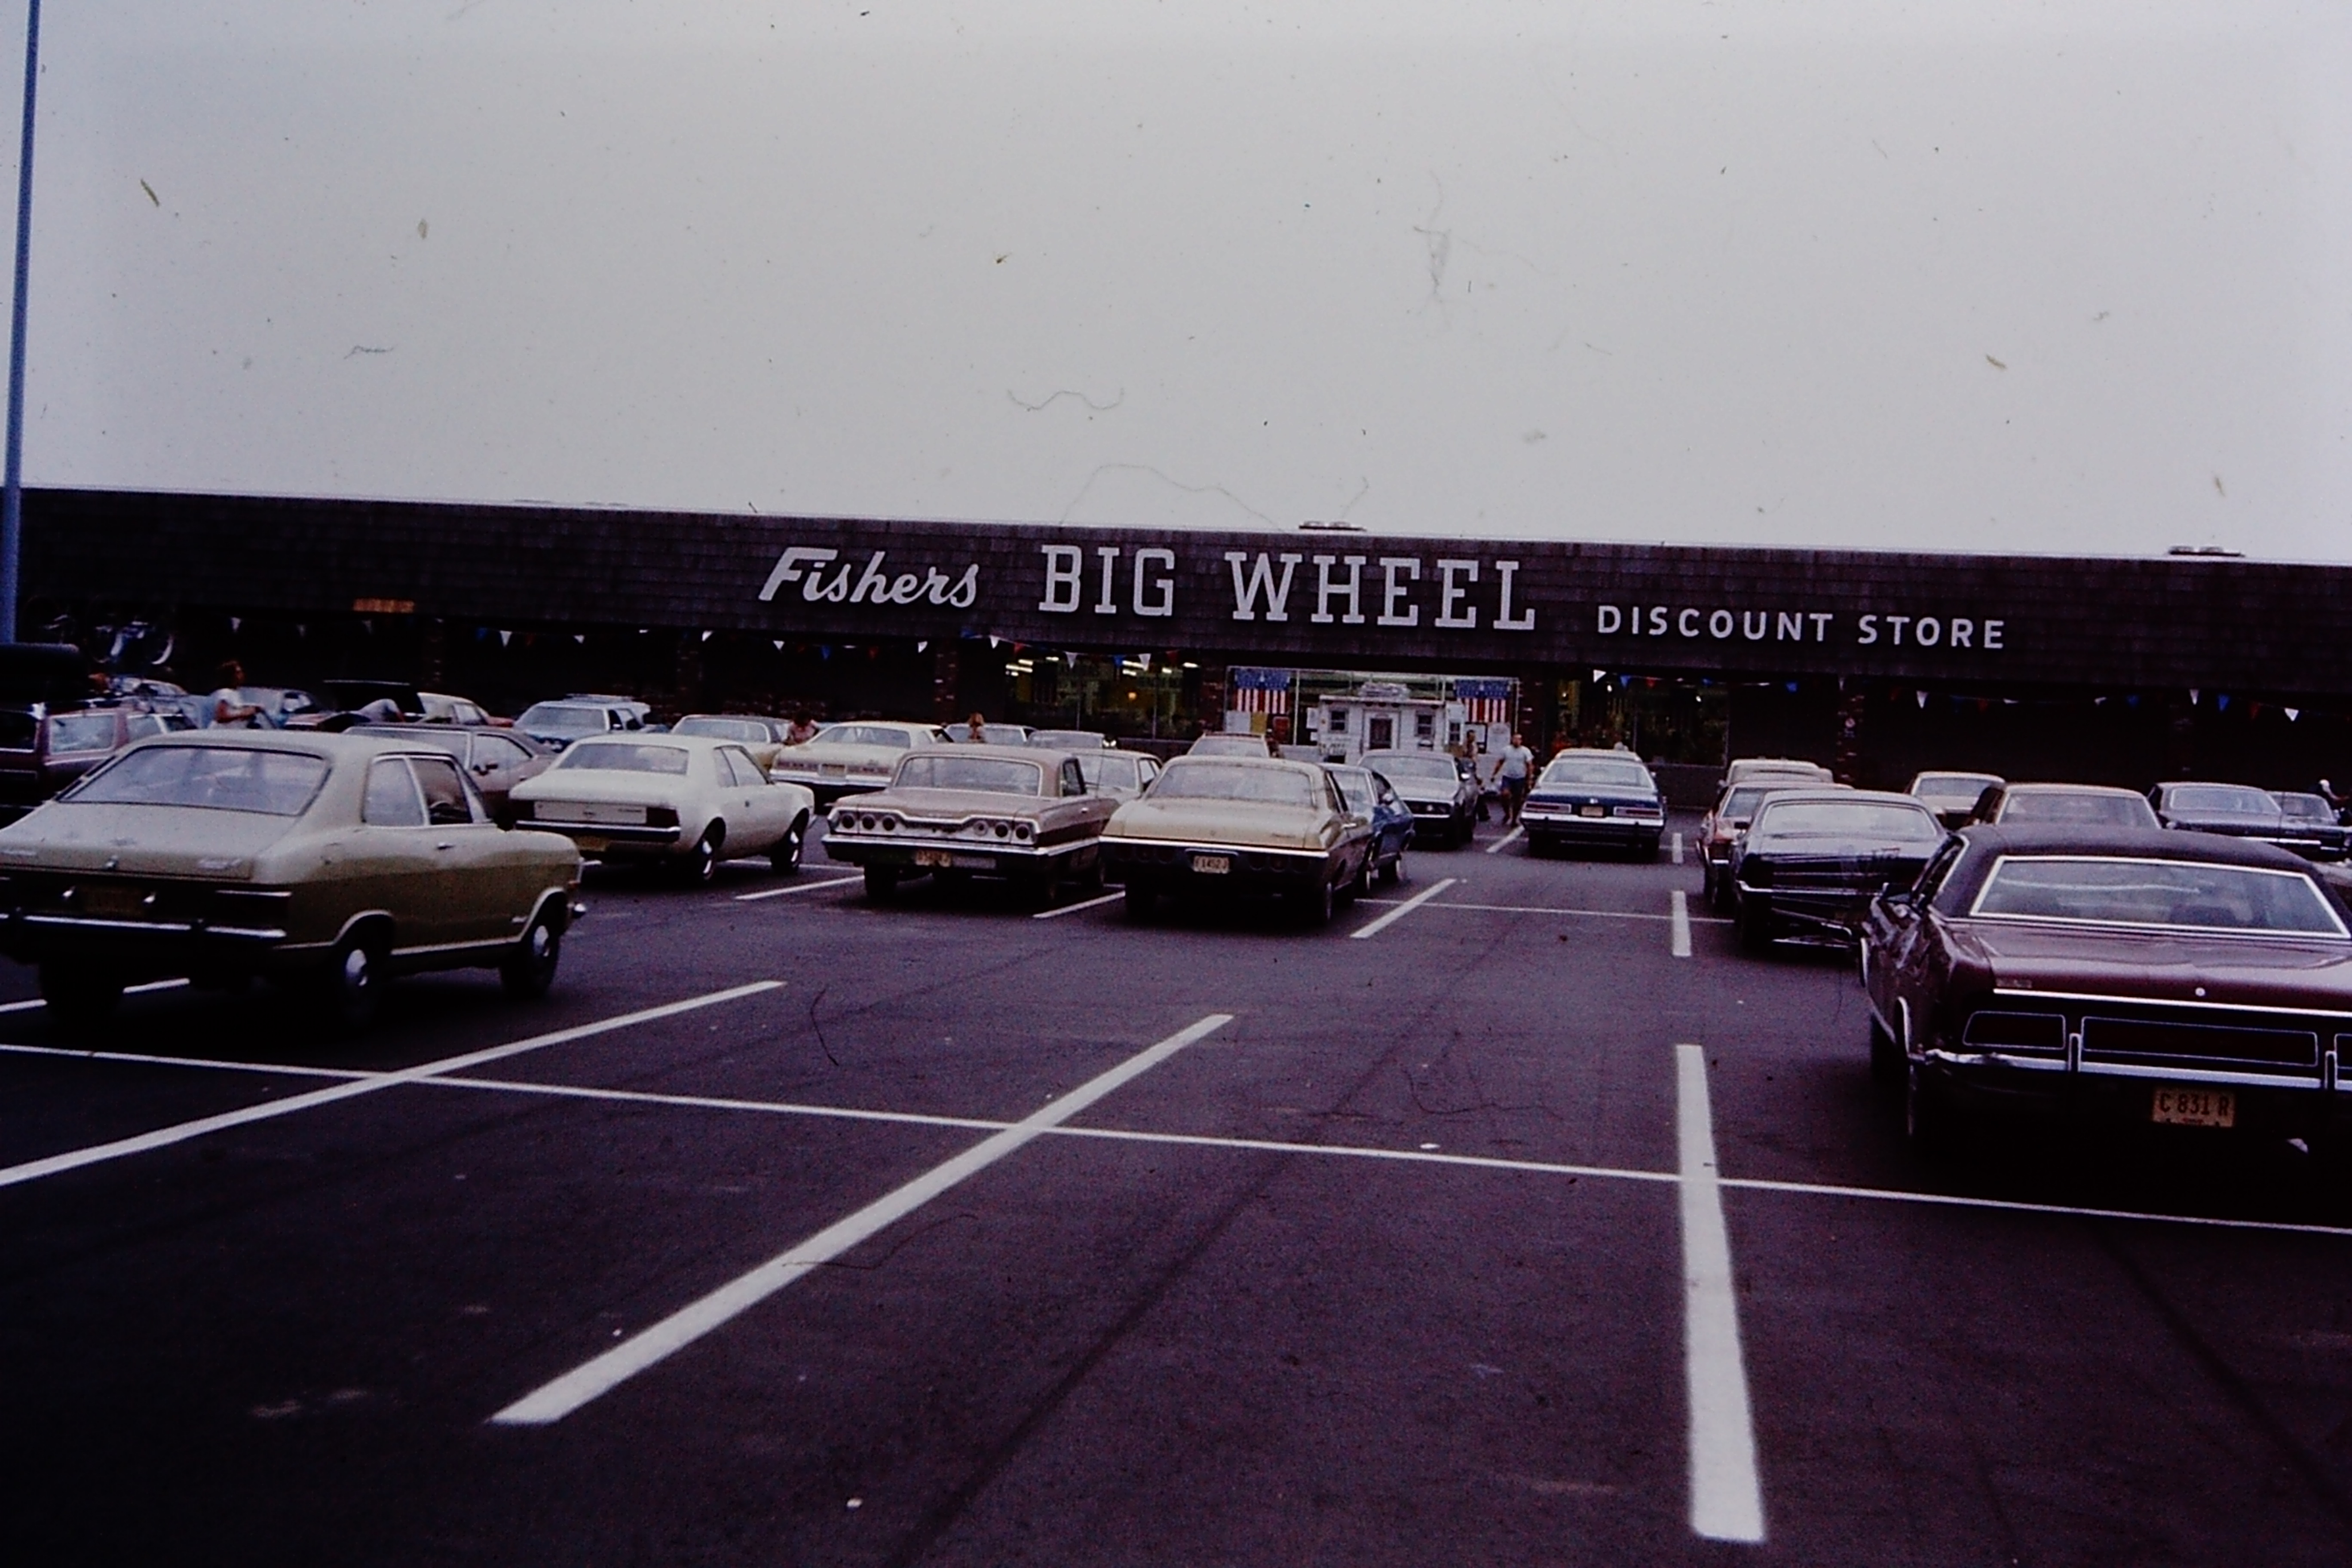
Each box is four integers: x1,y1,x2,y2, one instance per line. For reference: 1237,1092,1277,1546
0,977,192,1016
1676,1043,1766,1544
1483,826,1523,855
1348,876,1460,939
1672,832,1685,866
1354,898,1729,925
0,982,783,1192
1033,890,1124,921
1670,891,1693,959
488,1011,1234,1426
17,1035,2352,1240
735,875,862,903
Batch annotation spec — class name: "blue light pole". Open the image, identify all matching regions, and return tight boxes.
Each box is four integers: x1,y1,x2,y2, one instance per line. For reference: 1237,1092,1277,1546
0,0,40,644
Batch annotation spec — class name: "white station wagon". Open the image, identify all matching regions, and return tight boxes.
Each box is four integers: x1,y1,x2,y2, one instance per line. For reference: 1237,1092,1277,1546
510,735,816,882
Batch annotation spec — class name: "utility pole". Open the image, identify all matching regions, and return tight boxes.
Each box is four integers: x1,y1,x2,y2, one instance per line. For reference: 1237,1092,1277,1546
0,0,41,644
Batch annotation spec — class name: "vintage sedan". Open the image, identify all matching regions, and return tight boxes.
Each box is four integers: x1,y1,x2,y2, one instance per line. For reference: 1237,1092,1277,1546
349,723,552,827
821,745,1117,902
514,698,649,752
1074,748,1161,801
1358,748,1479,848
0,705,197,812
1725,756,1834,787
0,730,582,1026
1908,770,2005,829
1100,755,1373,925
1730,788,1948,950
1188,733,1274,758
1861,825,2352,1152
1969,782,2161,831
1329,764,1415,885
767,720,947,804
1699,779,1851,911
1519,749,1668,858
2150,780,2290,843
510,735,815,881
2272,792,2349,861
1029,729,1111,751
671,713,796,772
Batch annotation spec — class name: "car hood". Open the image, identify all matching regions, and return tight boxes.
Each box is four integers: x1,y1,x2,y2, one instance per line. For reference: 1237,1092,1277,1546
1107,798,1328,851
839,786,1050,821
1946,918,2352,1010
0,802,296,879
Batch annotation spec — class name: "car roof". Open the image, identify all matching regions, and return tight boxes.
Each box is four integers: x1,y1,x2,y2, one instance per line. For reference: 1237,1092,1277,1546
2156,778,2272,792
1998,782,2147,798
1164,753,1327,776
678,712,783,723
1954,822,2315,870
1754,787,1932,809
906,743,1056,763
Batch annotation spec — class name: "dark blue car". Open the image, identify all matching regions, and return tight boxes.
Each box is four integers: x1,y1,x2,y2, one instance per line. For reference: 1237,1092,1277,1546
1329,764,1415,886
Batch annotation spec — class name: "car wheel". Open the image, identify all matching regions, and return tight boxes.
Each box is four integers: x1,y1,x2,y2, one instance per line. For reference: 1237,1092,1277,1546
1298,875,1336,927
1347,854,1374,902
1736,894,1774,954
501,907,563,999
1905,1063,1954,1155
864,866,899,901
40,962,122,1029
1378,850,1403,886
1123,883,1156,921
1640,834,1662,861
684,824,723,885
323,931,385,1032
1868,1013,1902,1086
769,814,807,874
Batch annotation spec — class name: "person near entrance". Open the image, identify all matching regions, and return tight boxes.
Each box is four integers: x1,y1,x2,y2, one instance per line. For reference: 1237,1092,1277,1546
786,712,819,746
209,661,263,728
965,711,989,743
1498,732,1536,824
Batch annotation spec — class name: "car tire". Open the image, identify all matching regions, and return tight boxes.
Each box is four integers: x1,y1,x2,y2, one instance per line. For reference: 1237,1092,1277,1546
1347,854,1373,902
1736,894,1774,954
500,908,563,999
684,825,723,885
769,815,807,875
1123,883,1156,921
1379,851,1403,887
864,866,899,901
323,931,385,1032
1868,1013,1903,1086
1639,834,1662,861
1299,875,1337,927
39,962,122,1029
1905,1063,1955,1155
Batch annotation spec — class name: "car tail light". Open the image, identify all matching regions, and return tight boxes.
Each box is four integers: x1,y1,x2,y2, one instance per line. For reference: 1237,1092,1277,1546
1014,823,1032,840
646,806,679,828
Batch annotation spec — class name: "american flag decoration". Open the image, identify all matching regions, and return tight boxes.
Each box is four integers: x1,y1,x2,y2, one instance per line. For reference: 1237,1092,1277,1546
1455,677,1514,726
1230,667,1292,716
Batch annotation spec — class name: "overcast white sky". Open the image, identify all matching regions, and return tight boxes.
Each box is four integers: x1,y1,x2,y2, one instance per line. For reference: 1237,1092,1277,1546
6,2,2348,558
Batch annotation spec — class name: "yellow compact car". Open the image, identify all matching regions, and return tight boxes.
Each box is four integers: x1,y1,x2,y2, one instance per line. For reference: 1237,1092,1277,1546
0,730,583,1026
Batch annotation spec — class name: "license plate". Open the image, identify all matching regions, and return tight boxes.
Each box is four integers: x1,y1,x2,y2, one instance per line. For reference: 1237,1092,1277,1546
539,801,645,825
2151,1088,2236,1128
821,763,847,777
1191,854,1232,875
82,885,146,918
951,853,994,870
1580,804,1607,818
574,836,609,854
915,848,952,868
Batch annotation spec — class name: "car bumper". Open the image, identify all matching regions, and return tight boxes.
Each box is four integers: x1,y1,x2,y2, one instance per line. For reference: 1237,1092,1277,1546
1101,838,1335,896
771,774,890,804
0,907,297,978
1919,1052,2350,1137
824,835,1086,877
1522,810,1664,845
525,821,686,858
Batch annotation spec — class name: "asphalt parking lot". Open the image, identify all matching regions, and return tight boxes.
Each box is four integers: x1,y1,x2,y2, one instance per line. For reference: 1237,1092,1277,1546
4,815,2351,1566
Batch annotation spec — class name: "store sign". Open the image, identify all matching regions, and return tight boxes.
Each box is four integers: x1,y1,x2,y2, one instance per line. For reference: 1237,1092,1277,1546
758,547,979,609
1032,545,1538,631
1592,604,2006,650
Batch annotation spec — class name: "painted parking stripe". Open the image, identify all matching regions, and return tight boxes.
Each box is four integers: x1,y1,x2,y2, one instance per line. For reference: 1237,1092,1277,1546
735,875,862,903
1676,1043,1766,1544
1033,890,1124,921
1348,876,1459,939
0,982,782,1192
0,977,191,1016
16,1035,2352,1241
488,1011,1235,1426
1483,825,1523,855
1670,891,1693,959
1354,898,1729,925
1671,832,1684,866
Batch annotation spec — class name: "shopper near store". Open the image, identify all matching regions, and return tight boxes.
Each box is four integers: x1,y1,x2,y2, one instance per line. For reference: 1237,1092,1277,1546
1498,732,1536,824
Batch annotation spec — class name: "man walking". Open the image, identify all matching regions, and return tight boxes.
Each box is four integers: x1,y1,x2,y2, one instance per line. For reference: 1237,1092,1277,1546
1498,731,1535,825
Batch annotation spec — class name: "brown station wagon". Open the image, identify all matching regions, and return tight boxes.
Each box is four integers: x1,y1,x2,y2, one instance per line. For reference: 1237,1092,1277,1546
0,730,583,1027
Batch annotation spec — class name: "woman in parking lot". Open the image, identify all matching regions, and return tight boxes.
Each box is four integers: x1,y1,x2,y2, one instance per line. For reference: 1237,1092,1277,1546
1498,732,1535,824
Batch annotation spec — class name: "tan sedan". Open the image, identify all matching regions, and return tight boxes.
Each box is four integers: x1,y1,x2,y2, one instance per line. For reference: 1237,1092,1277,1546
0,730,582,1027
1099,755,1374,925
822,745,1117,903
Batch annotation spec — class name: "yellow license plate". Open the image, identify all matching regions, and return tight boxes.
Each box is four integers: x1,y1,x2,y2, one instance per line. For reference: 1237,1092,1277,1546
2152,1088,2235,1127
1579,805,1606,818
573,836,608,854
915,849,952,868
1191,854,1231,875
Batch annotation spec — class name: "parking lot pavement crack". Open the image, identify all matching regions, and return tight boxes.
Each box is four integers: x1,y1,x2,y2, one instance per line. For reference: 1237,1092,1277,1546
2091,1223,2352,1533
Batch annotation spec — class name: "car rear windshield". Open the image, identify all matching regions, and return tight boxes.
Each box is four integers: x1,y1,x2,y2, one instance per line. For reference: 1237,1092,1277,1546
1329,769,1374,812
2275,794,2334,821
1753,801,1943,842
891,755,1043,795
1369,754,1458,784
812,724,919,749
2167,785,2275,815
518,703,611,734
1075,753,1142,790
1031,731,1104,749
65,745,330,816
674,717,768,743
1152,760,1314,808
1972,856,2346,937
47,713,119,753
1913,774,1996,799
1539,757,1652,790
559,742,691,775
2000,791,2159,828
1718,786,1772,819
1190,736,1269,756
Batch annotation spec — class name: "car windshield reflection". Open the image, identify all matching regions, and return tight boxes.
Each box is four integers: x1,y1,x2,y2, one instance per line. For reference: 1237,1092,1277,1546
1969,855,2347,937
65,745,330,816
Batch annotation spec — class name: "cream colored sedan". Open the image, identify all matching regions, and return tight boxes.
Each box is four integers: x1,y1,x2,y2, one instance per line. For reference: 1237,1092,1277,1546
767,720,948,804
511,735,816,882
1099,755,1373,925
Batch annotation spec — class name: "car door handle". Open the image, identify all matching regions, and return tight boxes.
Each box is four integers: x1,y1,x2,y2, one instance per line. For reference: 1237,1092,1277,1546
436,841,455,851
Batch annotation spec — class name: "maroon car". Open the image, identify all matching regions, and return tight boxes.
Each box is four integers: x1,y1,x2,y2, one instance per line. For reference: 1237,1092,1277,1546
0,705,197,815
1861,824,2352,1153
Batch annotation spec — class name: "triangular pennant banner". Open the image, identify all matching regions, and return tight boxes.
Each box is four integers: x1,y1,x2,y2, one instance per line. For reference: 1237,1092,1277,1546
1916,690,1928,708
228,616,241,632
498,630,511,646
2286,707,2301,721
